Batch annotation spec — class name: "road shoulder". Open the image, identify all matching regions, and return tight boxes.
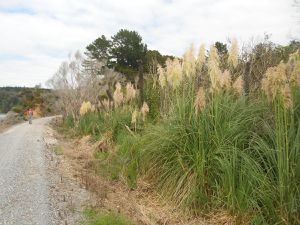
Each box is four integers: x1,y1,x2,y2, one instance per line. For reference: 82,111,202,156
43,124,93,224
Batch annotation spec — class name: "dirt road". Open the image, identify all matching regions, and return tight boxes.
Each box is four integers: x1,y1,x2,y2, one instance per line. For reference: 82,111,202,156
0,117,55,224
0,117,88,225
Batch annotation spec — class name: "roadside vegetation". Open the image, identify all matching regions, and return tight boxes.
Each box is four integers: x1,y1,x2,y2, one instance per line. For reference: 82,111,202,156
49,29,300,225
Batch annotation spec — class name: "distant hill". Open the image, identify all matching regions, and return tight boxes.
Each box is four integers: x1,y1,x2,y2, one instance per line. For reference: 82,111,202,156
0,87,57,116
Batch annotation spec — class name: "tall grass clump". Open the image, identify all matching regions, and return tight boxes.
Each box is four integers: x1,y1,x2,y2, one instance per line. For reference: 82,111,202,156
140,91,266,212
73,81,149,187
139,44,300,224
256,56,300,224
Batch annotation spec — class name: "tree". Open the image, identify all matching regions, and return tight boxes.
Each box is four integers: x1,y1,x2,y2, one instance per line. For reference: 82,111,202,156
85,35,111,61
111,29,147,69
85,29,176,81
85,29,147,81
214,41,228,55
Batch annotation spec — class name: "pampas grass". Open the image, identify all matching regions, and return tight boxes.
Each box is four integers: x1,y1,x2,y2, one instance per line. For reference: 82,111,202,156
228,39,238,69
131,109,138,125
220,70,231,90
194,87,206,114
166,58,183,89
158,64,166,88
232,76,244,95
126,82,136,102
142,43,299,224
141,102,149,121
183,44,196,78
208,45,222,91
196,44,206,72
71,41,299,225
80,101,95,116
113,82,124,107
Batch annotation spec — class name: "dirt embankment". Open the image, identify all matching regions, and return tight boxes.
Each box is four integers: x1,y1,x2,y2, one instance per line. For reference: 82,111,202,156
48,118,234,225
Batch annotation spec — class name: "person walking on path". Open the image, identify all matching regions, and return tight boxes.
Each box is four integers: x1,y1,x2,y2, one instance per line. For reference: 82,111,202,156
28,108,33,124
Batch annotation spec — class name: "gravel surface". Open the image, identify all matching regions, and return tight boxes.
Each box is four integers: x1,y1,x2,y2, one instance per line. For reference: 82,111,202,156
0,118,52,224
0,117,88,225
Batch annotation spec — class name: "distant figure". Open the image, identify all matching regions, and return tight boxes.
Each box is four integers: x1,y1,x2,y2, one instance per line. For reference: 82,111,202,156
28,108,33,124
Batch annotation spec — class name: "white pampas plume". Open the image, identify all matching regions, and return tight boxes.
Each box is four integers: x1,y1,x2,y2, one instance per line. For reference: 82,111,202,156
196,44,206,71
208,45,222,90
113,82,123,107
166,58,183,89
126,82,136,102
141,102,150,121
194,87,206,115
282,84,292,109
131,109,138,125
80,101,94,116
158,64,166,88
262,63,287,101
233,76,244,95
228,39,238,69
220,70,231,90
182,44,196,78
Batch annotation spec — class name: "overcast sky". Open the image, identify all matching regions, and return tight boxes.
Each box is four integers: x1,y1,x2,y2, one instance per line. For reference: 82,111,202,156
0,0,299,87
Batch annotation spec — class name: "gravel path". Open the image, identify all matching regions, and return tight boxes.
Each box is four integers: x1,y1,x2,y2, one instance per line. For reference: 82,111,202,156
0,117,58,225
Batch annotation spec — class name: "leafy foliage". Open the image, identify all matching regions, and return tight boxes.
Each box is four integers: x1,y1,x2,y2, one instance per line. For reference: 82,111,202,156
111,29,147,69
86,35,112,61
